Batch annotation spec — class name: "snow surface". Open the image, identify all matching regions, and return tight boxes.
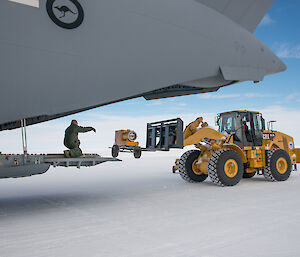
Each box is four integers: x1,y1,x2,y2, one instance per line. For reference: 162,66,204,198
0,152,299,257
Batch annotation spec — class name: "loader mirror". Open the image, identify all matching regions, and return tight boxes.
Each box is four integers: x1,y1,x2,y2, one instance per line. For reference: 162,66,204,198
215,115,220,127
261,117,266,130
267,120,277,131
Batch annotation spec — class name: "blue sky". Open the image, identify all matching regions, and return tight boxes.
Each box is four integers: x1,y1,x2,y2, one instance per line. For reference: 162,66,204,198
68,0,300,120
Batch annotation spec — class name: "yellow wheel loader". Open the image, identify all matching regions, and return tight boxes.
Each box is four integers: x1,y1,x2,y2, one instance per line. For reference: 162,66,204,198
174,110,300,187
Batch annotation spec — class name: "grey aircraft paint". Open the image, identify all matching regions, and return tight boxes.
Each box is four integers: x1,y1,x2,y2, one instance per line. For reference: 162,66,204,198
0,0,285,131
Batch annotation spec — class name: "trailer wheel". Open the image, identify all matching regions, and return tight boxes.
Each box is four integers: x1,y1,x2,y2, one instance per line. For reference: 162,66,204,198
178,150,208,183
208,149,243,186
263,149,292,182
133,147,142,159
112,145,119,158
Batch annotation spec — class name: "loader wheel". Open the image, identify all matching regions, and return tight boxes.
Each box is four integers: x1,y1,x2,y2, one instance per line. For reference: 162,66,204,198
263,149,292,182
178,150,208,183
112,145,119,158
133,147,142,159
208,149,243,186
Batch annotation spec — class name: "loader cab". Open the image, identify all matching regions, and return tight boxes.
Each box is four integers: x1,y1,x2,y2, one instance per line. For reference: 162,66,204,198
217,111,265,148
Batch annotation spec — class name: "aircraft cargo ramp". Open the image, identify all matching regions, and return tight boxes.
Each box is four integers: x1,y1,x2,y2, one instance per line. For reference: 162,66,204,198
0,154,120,179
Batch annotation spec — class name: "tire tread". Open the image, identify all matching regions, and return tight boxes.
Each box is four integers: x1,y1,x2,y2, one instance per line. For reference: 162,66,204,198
178,150,201,183
263,148,292,182
208,149,243,187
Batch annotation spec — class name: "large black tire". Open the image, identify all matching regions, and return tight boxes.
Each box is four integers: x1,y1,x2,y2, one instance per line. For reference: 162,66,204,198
112,145,119,158
208,149,244,186
178,150,208,183
263,149,292,182
243,172,256,178
133,147,142,159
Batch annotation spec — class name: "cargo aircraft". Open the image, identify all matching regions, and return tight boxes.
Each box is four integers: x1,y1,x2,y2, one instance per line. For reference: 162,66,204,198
0,0,286,178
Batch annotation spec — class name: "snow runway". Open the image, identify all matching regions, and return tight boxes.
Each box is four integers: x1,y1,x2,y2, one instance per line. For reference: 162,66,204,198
0,153,299,257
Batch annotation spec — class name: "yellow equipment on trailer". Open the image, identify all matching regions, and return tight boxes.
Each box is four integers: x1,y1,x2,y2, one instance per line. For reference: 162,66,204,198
174,110,300,186
111,129,142,159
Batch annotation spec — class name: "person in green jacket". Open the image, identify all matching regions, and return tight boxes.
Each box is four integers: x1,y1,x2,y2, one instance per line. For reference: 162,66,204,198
64,120,96,158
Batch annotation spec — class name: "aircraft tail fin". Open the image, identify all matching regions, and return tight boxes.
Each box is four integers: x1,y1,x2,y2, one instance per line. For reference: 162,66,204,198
196,0,274,32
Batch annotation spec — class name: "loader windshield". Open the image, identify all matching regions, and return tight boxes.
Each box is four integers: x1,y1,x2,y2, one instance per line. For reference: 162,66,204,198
218,113,237,134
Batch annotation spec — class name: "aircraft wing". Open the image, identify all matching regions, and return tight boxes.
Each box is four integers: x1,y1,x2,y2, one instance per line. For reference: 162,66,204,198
0,0,284,131
195,0,274,32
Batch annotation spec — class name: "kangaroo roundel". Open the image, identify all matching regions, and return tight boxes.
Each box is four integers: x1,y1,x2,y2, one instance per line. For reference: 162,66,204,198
46,0,84,29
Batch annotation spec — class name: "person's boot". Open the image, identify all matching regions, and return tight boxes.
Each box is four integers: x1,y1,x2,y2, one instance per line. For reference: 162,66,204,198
64,150,70,158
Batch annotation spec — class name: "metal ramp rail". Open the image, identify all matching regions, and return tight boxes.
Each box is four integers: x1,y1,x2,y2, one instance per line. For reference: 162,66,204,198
44,154,120,168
